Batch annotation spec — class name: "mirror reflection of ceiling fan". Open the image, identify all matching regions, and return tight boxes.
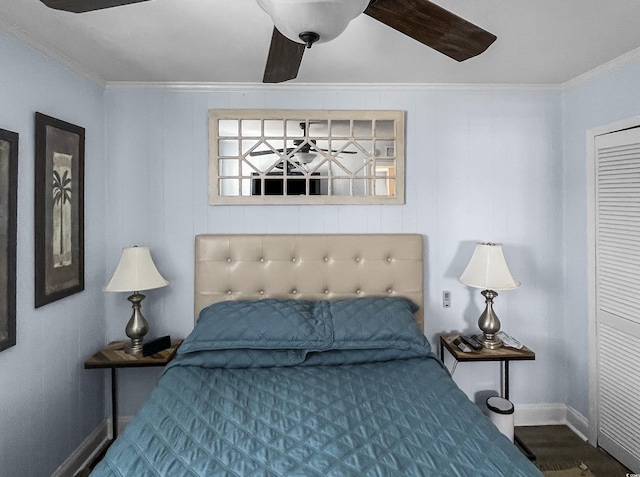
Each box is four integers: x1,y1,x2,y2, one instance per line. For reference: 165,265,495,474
249,122,357,163
249,121,357,173
249,139,357,157
39,0,497,84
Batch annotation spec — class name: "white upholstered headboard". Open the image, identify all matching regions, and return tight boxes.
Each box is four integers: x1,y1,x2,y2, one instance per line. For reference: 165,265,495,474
194,234,424,329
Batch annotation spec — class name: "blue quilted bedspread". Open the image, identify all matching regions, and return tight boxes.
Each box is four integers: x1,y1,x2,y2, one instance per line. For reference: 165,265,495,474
91,357,540,476
91,299,541,476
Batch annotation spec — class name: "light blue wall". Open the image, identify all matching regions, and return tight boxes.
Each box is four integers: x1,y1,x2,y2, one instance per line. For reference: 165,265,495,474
104,87,564,415
562,60,640,418
4,20,640,473
0,31,107,476
96,55,640,461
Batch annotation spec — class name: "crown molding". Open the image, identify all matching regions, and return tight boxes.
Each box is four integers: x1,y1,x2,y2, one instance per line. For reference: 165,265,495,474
105,81,562,93
562,46,640,92
0,17,106,88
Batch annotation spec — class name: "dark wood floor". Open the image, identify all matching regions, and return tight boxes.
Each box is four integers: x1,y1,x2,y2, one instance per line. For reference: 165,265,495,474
516,425,631,476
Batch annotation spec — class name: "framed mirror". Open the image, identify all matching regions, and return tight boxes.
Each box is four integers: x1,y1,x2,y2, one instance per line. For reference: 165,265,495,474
209,110,405,205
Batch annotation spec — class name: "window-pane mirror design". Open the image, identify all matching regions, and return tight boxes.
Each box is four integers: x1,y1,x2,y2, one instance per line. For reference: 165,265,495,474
209,110,405,205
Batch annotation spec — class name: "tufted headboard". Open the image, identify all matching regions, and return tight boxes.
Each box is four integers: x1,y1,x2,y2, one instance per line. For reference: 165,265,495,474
194,234,424,330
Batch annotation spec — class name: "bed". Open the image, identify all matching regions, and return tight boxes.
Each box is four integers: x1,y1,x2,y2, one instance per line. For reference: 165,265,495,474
90,234,541,476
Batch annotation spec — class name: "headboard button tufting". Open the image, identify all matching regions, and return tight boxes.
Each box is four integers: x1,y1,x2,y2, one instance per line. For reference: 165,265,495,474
194,234,424,330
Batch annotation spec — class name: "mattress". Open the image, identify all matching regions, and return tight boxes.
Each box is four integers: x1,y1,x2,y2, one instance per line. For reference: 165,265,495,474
90,298,541,476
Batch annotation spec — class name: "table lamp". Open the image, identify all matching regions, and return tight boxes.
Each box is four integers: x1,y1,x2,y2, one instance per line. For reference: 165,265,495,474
459,242,520,349
105,246,169,354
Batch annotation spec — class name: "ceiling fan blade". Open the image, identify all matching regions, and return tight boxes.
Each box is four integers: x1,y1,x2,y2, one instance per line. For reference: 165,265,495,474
364,0,496,62
249,150,276,157
40,0,150,13
250,148,294,157
319,148,357,154
263,28,306,83
250,149,282,157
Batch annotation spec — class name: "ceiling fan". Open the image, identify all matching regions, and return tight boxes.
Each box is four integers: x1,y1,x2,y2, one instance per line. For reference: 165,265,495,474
39,0,496,84
250,121,357,174
249,121,357,159
249,139,357,157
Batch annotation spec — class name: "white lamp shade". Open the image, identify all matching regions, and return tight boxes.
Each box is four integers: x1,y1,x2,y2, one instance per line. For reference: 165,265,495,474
256,0,370,44
105,246,169,292
459,242,521,291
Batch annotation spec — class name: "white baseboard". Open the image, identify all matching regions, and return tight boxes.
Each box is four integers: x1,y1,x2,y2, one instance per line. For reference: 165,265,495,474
50,417,133,477
514,403,568,426
51,421,110,477
514,403,590,440
58,407,590,475
566,406,590,440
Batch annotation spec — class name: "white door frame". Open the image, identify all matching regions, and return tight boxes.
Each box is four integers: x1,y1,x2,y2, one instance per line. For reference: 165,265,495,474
587,115,640,446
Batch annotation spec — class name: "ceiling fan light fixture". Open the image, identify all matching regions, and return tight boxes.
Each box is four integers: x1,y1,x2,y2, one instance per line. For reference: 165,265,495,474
293,151,317,163
299,32,320,49
256,0,369,45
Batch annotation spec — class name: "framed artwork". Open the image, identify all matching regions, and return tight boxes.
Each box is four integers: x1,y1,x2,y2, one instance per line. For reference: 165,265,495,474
34,113,85,307
0,128,18,351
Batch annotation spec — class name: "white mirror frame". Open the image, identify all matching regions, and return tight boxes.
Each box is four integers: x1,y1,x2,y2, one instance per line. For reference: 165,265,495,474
208,109,405,205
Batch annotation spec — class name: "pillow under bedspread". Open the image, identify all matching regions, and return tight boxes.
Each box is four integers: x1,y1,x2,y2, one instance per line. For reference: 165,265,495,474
174,297,432,369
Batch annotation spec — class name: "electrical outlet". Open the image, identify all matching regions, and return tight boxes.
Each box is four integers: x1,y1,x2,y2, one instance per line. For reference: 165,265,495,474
443,290,451,308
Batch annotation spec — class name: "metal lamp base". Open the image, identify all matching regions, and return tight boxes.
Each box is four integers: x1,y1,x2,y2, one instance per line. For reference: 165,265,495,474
124,292,149,355
478,289,503,349
477,333,503,350
124,339,144,355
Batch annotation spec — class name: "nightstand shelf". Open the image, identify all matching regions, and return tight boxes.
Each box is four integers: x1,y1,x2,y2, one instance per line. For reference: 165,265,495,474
439,333,534,400
85,339,182,440
439,333,536,460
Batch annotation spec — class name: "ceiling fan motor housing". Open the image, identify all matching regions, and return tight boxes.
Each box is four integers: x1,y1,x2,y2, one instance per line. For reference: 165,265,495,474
256,0,370,45
299,32,320,48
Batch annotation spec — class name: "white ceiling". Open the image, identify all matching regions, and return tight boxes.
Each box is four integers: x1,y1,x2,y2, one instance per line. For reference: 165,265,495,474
2,0,640,86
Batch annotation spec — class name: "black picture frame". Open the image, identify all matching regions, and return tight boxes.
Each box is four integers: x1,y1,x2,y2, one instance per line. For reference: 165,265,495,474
0,128,18,351
34,113,85,307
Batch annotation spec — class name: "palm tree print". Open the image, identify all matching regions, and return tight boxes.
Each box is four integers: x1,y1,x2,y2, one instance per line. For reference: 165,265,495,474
52,169,72,267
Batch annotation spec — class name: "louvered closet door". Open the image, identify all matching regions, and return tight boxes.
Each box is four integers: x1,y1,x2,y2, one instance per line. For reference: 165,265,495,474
595,127,640,473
